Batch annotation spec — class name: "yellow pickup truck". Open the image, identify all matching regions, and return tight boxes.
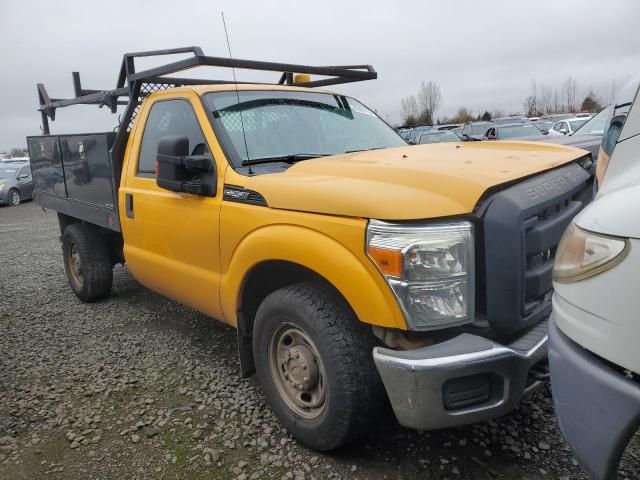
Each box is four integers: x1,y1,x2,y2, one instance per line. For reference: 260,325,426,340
28,47,595,450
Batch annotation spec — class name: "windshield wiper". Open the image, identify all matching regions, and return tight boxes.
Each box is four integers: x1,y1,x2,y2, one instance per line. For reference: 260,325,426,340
344,146,385,153
241,153,331,166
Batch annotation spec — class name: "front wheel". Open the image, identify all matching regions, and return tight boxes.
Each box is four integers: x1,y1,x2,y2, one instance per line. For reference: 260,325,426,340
62,224,113,302
8,189,20,206
253,282,384,450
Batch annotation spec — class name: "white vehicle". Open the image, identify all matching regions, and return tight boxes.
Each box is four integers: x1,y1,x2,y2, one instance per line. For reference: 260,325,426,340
549,80,640,480
547,117,592,136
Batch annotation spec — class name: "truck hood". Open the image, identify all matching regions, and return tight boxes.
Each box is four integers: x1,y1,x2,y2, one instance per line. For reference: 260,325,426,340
244,142,587,220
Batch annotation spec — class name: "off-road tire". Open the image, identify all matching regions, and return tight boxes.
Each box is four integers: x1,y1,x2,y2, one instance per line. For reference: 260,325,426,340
8,189,20,206
253,281,385,450
62,223,113,302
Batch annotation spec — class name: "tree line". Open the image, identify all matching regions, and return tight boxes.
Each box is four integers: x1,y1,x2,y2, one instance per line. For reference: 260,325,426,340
400,77,616,127
0,148,29,157
523,78,612,117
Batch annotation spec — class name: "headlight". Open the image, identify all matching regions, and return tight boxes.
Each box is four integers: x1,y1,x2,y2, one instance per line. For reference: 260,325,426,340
367,220,474,330
553,222,629,283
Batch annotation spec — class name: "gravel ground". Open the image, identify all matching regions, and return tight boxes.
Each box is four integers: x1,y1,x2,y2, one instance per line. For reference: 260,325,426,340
1,202,639,480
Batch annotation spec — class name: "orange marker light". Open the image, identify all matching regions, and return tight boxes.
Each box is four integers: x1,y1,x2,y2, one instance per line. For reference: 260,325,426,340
368,246,402,277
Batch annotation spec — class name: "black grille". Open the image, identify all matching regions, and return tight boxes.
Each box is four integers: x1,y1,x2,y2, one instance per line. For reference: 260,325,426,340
522,196,584,315
480,161,593,334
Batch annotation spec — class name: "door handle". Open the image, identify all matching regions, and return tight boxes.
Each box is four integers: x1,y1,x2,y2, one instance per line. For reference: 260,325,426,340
125,193,134,219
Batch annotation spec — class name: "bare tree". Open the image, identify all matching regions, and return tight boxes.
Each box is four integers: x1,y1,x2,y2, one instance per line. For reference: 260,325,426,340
400,95,419,126
523,79,539,117
401,95,419,118
552,88,562,113
451,107,475,124
562,76,578,112
417,81,442,125
602,79,616,106
539,83,553,114
10,148,26,157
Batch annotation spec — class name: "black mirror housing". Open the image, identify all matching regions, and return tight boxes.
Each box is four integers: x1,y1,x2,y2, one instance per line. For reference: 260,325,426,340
156,136,216,196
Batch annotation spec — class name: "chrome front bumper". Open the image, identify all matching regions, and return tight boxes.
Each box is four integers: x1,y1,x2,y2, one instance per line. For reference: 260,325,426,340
373,320,548,430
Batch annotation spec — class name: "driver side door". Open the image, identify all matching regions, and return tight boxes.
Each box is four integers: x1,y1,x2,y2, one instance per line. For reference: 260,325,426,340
120,95,224,321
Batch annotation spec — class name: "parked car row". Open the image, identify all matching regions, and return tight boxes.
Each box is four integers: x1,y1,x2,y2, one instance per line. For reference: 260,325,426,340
546,117,590,136
400,112,595,144
415,129,460,144
0,160,33,206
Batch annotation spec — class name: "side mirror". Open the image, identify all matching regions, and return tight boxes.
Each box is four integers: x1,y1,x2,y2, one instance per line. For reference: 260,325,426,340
559,127,569,135
18,174,29,180
541,129,549,135
156,136,216,196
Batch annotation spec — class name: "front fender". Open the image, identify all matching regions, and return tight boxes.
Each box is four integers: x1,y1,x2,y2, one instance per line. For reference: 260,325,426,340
220,224,406,330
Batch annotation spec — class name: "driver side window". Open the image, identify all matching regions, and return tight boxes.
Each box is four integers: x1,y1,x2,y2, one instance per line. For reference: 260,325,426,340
138,99,208,176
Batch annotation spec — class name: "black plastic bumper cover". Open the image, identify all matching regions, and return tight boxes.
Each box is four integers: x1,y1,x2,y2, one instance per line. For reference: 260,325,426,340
549,318,640,480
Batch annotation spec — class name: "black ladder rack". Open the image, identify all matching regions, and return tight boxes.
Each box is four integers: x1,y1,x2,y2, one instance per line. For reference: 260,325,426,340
34,45,376,189
36,45,377,135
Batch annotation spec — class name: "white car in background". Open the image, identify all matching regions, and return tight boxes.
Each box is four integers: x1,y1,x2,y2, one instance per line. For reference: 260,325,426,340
549,79,640,480
547,117,592,136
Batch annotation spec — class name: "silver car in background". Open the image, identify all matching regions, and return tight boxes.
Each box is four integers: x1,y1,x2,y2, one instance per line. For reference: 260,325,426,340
0,162,34,206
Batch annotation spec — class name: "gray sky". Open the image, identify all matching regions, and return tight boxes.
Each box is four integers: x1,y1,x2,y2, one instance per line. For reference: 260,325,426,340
1,0,639,150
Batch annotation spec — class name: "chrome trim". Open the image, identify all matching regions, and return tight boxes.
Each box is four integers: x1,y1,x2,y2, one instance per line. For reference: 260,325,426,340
373,326,548,430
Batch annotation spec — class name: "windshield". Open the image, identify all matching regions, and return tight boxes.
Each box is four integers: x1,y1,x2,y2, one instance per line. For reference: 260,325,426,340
572,106,612,135
0,168,18,179
568,119,588,131
498,124,542,139
534,121,554,131
419,131,459,144
204,91,406,165
470,123,491,135
546,114,575,122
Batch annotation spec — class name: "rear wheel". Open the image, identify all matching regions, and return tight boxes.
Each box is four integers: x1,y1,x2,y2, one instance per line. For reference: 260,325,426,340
8,189,20,206
253,282,384,450
62,224,113,302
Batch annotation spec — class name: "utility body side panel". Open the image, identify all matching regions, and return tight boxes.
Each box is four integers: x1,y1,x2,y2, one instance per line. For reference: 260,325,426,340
27,132,120,231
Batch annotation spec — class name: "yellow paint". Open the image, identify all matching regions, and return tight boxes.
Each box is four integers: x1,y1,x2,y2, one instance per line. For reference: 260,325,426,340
240,141,587,220
119,89,229,321
119,85,588,331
